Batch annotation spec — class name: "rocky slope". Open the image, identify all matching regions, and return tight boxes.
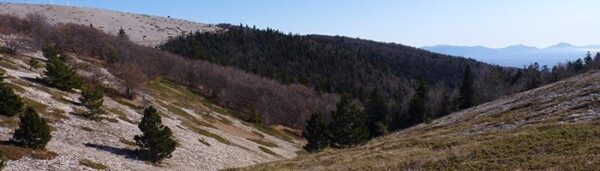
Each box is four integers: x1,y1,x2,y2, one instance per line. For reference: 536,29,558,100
244,70,600,170
0,3,222,46
0,47,302,170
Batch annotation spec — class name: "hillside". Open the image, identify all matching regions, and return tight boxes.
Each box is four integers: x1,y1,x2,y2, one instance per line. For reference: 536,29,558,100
0,41,303,170
0,3,221,46
243,70,600,170
161,25,494,95
160,25,541,131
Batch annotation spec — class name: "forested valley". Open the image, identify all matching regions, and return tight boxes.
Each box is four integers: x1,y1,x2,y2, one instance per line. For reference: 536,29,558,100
5,14,598,150
161,24,600,141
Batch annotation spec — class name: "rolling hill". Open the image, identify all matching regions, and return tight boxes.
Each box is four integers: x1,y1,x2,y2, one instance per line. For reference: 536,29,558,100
242,69,600,170
0,4,310,170
2,3,598,171
0,40,304,170
0,2,221,46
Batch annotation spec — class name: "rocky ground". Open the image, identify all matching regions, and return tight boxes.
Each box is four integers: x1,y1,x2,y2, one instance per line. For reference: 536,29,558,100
0,3,222,46
0,48,302,170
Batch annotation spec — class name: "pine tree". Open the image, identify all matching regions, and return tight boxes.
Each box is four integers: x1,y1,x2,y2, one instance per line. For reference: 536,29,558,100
408,81,428,125
249,108,263,125
43,45,82,91
118,27,129,40
328,93,369,148
584,51,593,64
365,89,388,138
302,112,329,152
571,59,584,72
0,76,24,116
458,65,475,110
79,86,104,117
0,149,5,170
11,107,52,149
134,106,177,162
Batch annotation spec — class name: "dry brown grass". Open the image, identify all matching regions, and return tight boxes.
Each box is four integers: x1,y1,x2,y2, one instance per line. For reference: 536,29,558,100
241,71,600,170
79,158,108,170
119,138,137,147
244,123,600,170
0,143,58,161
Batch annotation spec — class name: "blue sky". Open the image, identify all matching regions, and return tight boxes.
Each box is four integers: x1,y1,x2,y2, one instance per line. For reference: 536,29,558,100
3,0,600,48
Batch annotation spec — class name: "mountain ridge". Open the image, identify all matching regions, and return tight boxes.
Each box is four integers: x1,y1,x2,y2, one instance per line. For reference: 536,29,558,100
0,2,222,46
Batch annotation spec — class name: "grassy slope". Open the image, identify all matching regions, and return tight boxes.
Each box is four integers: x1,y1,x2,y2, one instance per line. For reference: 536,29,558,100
242,70,600,170
0,51,303,169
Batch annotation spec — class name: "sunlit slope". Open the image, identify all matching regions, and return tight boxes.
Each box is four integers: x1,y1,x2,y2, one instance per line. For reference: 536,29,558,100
244,70,600,170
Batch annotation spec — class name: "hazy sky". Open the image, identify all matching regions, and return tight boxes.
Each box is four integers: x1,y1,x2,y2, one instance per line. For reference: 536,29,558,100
4,0,600,48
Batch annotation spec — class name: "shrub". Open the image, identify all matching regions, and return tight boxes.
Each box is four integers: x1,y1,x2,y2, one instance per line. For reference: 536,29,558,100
79,86,104,118
11,107,52,149
134,106,176,162
328,94,369,148
0,76,24,116
28,58,42,70
43,45,82,91
302,113,329,152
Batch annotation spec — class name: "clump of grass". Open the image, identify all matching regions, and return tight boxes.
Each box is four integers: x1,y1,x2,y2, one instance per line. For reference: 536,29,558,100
254,124,294,143
294,150,308,156
251,131,265,138
119,138,137,146
45,109,67,123
0,116,19,128
44,88,72,104
79,126,94,132
198,139,211,146
113,98,141,110
280,128,303,140
164,103,190,118
97,116,119,123
217,115,234,125
147,79,200,109
107,107,137,124
247,138,278,148
118,115,136,124
158,99,216,129
0,59,20,70
79,159,108,170
22,98,48,113
0,144,58,160
200,99,229,115
187,125,231,145
5,82,26,93
258,146,281,157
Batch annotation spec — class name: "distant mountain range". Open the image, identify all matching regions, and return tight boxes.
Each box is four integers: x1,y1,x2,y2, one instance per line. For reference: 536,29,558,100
422,43,600,67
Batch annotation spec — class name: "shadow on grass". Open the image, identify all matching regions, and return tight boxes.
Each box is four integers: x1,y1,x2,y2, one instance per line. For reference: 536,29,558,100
83,143,140,160
21,76,80,105
20,76,49,86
